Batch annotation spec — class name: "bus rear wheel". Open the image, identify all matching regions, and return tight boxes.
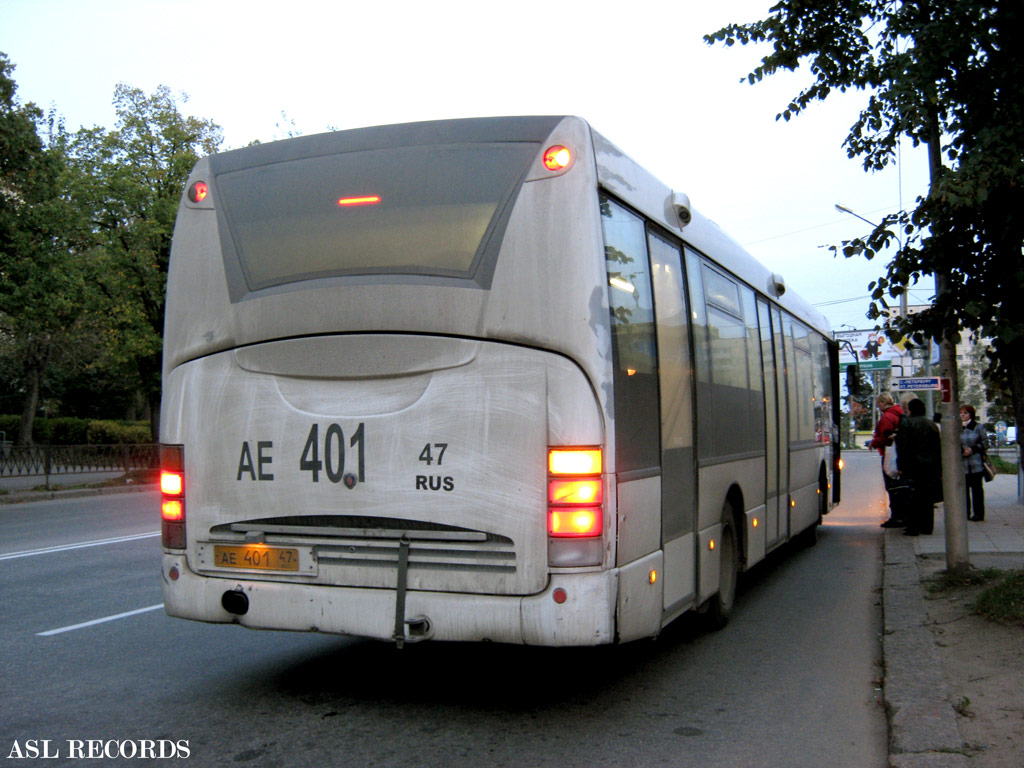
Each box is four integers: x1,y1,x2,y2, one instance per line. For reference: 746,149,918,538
704,517,738,630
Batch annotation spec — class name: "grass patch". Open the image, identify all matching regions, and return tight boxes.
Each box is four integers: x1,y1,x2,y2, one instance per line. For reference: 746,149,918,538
925,567,1003,594
974,570,1024,626
988,454,1018,474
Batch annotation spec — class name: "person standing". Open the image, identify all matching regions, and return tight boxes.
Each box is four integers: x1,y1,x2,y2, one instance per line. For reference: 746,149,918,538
869,393,905,528
960,403,987,521
895,398,942,536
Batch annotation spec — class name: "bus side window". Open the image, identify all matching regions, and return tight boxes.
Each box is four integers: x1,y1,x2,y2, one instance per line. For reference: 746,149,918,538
600,197,660,473
698,262,764,457
685,248,712,460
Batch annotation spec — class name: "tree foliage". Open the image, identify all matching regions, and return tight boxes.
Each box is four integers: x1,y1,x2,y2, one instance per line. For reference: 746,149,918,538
706,0,1024,436
67,84,222,438
2,54,223,442
0,54,95,444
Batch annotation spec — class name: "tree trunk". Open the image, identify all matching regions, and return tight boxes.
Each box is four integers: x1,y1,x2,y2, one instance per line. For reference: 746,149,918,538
148,391,160,443
17,364,40,447
937,327,969,574
921,97,970,573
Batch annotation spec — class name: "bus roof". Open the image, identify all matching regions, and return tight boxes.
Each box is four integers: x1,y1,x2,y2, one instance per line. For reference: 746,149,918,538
191,115,831,337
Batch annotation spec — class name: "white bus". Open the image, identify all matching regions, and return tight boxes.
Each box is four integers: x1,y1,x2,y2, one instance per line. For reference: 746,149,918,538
160,116,841,646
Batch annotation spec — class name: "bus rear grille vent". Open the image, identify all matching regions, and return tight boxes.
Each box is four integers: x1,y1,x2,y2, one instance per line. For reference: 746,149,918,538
210,515,516,574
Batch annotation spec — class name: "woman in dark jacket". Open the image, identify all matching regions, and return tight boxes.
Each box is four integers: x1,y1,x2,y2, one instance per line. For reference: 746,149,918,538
960,403,987,521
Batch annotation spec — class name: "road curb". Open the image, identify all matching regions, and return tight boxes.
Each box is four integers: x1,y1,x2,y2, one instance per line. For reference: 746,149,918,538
883,529,969,767
0,483,159,506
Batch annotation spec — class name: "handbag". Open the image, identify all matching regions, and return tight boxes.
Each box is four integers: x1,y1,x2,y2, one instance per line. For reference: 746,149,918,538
982,457,996,483
883,444,899,479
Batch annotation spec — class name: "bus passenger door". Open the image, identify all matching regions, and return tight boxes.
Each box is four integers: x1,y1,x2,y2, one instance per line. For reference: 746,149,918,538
759,300,789,548
649,233,697,611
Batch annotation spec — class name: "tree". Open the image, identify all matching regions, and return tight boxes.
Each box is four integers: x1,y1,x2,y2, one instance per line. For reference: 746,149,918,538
69,84,222,439
0,53,93,445
706,1,1024,572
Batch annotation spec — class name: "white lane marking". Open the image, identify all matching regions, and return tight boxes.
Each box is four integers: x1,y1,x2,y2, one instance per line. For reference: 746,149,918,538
0,531,160,561
37,604,165,636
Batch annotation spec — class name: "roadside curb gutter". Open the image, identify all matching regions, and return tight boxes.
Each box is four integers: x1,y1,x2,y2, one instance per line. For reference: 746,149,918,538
883,529,969,768
0,483,159,506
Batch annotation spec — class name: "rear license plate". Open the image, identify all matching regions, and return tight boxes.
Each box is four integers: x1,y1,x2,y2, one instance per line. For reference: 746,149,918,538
212,544,300,572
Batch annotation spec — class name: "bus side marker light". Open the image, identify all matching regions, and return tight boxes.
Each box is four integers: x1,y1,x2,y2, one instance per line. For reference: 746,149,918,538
553,588,567,604
542,145,572,171
752,517,759,528
168,565,180,581
709,538,715,551
649,569,658,585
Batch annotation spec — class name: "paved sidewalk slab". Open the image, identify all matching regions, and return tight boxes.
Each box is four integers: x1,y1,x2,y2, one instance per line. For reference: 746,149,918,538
883,471,1023,767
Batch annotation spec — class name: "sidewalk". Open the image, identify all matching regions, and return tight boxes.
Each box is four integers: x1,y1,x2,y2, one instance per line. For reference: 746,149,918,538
883,472,1024,768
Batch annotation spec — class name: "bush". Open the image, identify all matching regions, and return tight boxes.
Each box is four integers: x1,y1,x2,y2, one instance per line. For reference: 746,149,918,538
45,417,91,445
0,415,153,445
86,420,153,445
0,414,18,443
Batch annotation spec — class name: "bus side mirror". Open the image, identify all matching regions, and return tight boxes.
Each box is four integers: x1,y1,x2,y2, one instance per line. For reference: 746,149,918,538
845,364,863,398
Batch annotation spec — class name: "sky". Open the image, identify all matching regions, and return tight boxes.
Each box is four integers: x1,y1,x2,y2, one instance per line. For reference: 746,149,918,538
1,0,936,333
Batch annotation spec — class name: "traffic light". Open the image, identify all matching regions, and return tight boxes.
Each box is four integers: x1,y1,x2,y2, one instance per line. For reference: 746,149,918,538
845,364,864,399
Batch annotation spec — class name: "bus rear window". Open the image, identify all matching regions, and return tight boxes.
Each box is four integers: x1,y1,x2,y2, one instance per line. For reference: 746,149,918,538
214,143,537,290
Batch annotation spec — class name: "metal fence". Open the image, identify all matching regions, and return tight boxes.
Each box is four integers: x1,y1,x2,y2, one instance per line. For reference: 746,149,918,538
0,443,160,482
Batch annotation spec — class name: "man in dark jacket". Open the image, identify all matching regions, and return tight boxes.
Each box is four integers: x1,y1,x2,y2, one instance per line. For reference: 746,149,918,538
869,393,905,527
895,398,942,536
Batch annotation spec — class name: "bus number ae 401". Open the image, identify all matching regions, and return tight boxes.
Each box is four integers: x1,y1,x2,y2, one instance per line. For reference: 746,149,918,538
236,422,366,486
300,423,365,485
237,427,454,490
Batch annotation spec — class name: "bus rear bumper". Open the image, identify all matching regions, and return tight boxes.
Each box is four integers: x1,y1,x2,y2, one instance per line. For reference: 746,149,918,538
161,554,616,646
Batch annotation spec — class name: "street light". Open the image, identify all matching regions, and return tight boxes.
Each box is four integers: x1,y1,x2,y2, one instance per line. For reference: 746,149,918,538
834,203,907,318
835,202,916,425
834,203,878,229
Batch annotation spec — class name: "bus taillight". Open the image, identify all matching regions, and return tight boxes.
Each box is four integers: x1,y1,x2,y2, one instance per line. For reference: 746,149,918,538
548,507,602,537
337,194,382,207
548,448,602,476
547,447,603,539
160,471,183,496
187,181,208,203
160,444,186,549
542,145,572,171
548,479,603,505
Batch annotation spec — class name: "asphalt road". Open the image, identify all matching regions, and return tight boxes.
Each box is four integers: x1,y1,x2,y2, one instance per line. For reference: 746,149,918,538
1,455,889,768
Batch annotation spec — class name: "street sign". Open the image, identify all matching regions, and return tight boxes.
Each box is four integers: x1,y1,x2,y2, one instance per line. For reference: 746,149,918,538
893,377,942,391
841,359,892,371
